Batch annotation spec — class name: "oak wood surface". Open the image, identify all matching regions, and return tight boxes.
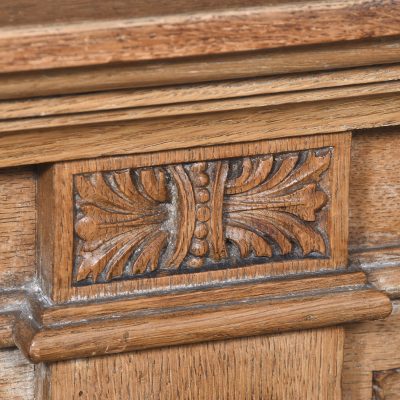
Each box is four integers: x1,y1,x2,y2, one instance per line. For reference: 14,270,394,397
2,93,398,169
0,168,36,289
0,348,34,400
2,64,400,121
41,327,343,400
349,128,400,251
2,37,400,100
0,0,303,26
38,133,349,302
343,301,400,399
15,272,391,363
2,76,400,135
351,247,400,298
373,369,400,400
1,1,400,74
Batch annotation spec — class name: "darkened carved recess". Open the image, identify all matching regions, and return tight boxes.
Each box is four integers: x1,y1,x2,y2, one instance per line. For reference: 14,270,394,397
73,149,331,284
373,369,400,400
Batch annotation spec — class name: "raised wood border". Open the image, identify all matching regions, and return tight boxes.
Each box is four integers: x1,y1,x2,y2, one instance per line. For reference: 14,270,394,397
2,36,400,101
13,271,391,363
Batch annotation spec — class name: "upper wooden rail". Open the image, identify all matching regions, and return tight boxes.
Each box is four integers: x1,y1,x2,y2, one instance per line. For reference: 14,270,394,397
0,0,400,73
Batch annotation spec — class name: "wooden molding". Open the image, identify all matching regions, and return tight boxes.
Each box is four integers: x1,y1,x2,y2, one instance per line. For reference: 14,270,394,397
373,369,400,399
1,1,400,74
2,37,400,101
2,89,400,169
351,247,400,298
2,64,400,121
11,271,391,363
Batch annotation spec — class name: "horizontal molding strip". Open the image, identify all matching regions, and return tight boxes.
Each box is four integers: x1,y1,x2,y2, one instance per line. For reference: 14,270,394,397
2,64,400,120
2,36,400,100
2,91,400,168
11,271,391,362
1,0,400,73
1,80,400,135
351,246,400,299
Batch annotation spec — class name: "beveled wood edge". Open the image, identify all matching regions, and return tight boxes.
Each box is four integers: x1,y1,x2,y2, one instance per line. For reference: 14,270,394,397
3,271,391,363
2,66,400,126
1,0,400,74
2,91,400,169
2,36,400,101
351,246,400,299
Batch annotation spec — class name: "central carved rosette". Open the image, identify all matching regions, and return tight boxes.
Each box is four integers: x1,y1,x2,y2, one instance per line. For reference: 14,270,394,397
73,149,331,284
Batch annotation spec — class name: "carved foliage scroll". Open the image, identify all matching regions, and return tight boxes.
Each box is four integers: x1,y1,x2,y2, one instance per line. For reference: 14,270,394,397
73,149,331,284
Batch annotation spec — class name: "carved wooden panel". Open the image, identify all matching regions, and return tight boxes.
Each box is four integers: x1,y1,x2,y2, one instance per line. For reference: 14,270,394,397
38,133,350,301
373,369,400,400
74,151,330,284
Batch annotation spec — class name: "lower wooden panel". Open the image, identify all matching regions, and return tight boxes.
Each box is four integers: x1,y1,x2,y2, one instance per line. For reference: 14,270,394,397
40,327,343,400
373,369,400,400
0,348,34,400
343,301,400,399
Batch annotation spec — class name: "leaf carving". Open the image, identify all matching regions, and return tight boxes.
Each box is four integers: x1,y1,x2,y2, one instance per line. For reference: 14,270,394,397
74,170,169,283
73,148,331,285
226,225,272,257
224,150,330,258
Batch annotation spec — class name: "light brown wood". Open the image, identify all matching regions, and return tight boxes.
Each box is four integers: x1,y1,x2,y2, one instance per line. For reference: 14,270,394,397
0,348,34,400
350,247,400,298
0,1,398,398
41,328,344,400
14,272,391,363
343,301,400,399
1,1,400,74
38,133,350,302
3,64,400,120
2,78,400,134
0,0,303,26
0,168,36,289
3,92,398,168
0,291,27,348
349,128,400,251
373,369,400,400
41,272,368,326
2,36,400,100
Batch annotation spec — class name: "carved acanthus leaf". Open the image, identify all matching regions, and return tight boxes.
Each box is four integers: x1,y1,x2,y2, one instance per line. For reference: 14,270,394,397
74,170,169,283
73,149,331,284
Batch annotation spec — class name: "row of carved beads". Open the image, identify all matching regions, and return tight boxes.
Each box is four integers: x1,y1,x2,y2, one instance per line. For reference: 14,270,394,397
188,162,210,268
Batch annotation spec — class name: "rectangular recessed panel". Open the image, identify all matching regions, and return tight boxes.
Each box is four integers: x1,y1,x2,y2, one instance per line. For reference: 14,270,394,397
38,133,350,301
73,149,331,285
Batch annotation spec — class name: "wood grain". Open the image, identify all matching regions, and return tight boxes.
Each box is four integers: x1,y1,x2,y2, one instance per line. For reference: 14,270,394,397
350,247,400,298
1,91,395,169
2,79,400,135
0,168,36,289
2,36,400,100
72,150,330,284
349,128,400,250
15,273,390,363
38,134,349,302
343,301,400,399
1,1,400,73
40,328,343,400
373,369,400,400
0,291,27,348
0,348,34,400
2,64,400,120
41,272,368,326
